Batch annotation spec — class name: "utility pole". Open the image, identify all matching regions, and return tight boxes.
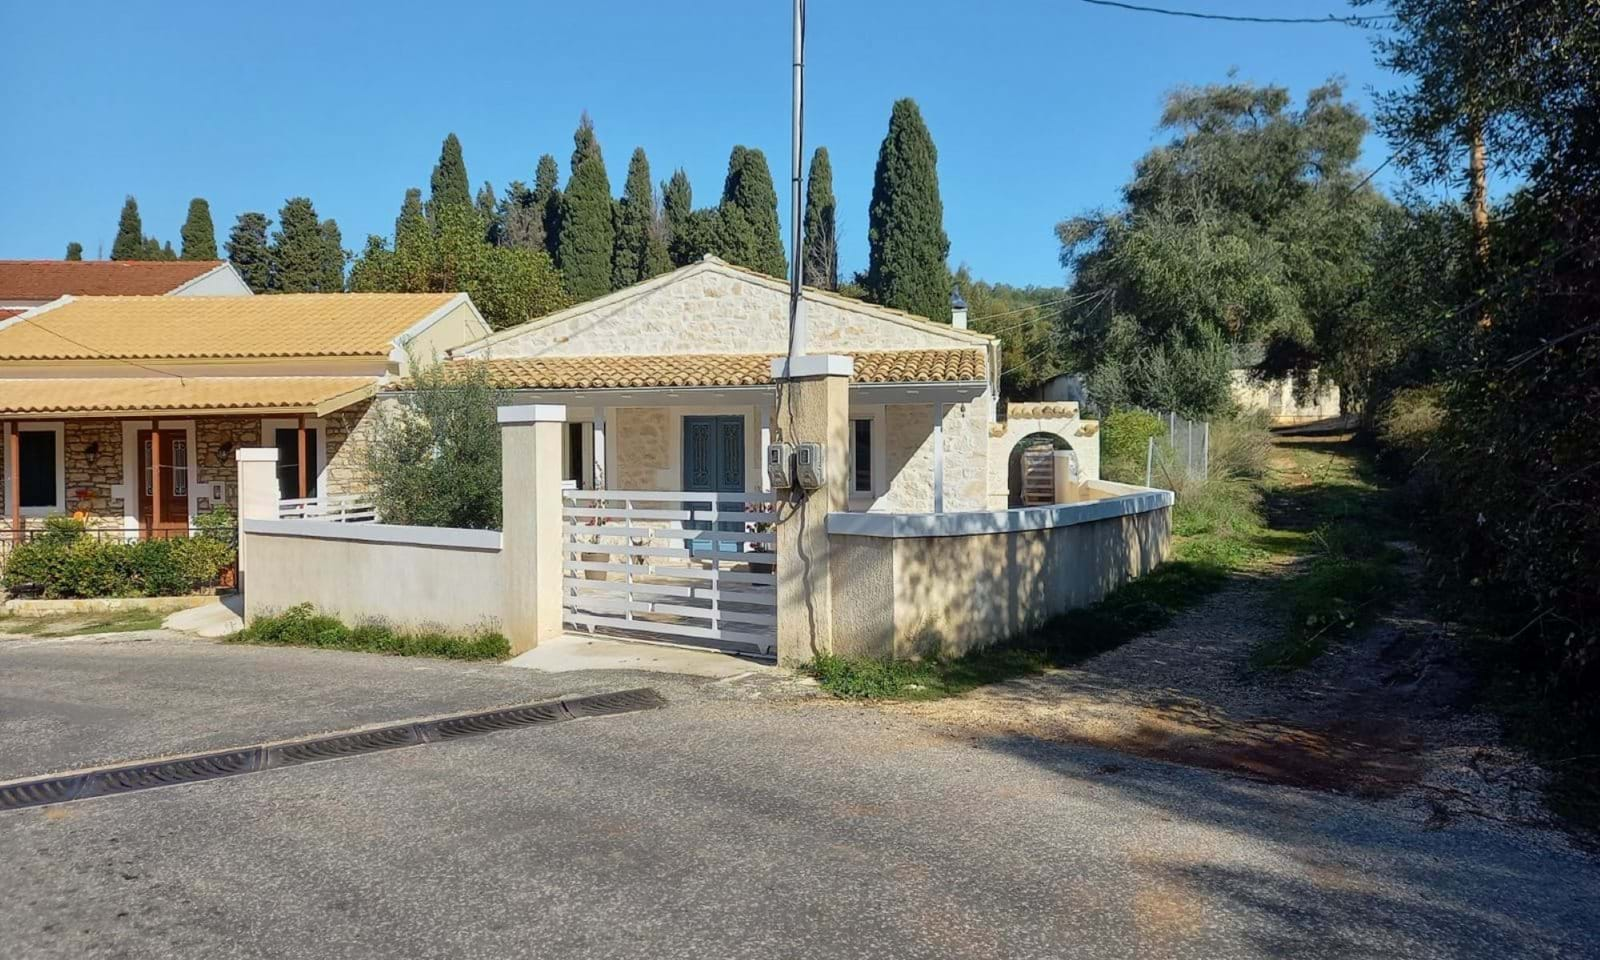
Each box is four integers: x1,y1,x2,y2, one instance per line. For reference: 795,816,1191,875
784,0,807,370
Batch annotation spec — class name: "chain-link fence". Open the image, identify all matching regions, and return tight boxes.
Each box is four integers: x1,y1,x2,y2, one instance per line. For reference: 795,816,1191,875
1144,412,1210,489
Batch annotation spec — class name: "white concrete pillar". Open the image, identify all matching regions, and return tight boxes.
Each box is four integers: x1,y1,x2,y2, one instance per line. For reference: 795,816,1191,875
759,406,773,492
234,448,280,592
770,355,852,665
498,404,566,655
592,406,608,489
932,402,945,514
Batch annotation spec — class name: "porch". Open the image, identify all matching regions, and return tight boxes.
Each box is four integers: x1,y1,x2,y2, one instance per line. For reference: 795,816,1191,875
0,402,372,555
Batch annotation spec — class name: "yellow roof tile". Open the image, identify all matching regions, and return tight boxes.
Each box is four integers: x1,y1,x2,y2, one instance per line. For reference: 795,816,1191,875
0,376,377,418
0,293,458,361
439,349,987,391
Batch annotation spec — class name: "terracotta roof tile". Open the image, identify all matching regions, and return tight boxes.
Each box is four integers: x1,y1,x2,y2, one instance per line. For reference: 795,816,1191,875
0,376,377,417
442,349,987,391
0,260,230,299
0,293,458,361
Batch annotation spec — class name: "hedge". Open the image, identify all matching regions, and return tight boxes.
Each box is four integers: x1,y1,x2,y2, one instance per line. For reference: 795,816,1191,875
1,514,236,599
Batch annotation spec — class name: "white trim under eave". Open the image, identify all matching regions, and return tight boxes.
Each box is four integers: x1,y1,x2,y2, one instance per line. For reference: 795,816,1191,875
242,517,503,552
826,486,1175,539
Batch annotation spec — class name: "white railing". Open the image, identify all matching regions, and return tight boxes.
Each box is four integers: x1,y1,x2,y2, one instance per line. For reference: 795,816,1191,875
561,489,777,656
277,494,377,523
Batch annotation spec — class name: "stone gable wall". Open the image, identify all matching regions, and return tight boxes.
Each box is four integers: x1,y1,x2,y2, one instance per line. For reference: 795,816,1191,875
462,268,987,359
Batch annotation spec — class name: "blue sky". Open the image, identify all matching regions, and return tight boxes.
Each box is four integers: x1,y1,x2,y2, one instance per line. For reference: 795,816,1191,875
0,0,1401,288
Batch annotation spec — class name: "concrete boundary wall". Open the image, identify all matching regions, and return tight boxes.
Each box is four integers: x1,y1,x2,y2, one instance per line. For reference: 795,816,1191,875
828,489,1173,660
242,520,506,634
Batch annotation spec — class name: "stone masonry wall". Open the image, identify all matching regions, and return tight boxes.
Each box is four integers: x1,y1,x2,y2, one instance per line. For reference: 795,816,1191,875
195,418,263,513
459,264,992,359
322,399,378,498
876,397,990,514
65,420,125,525
614,407,671,490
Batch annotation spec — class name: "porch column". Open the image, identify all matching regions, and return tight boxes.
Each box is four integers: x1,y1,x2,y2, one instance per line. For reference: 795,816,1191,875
5,422,19,538
759,406,773,492
151,429,163,531
770,355,852,665
592,406,607,489
297,416,309,500
932,402,945,514
234,447,279,593
498,403,566,655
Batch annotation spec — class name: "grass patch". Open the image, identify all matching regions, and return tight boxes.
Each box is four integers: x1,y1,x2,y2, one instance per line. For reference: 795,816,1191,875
0,609,165,638
1250,438,1406,672
227,604,508,661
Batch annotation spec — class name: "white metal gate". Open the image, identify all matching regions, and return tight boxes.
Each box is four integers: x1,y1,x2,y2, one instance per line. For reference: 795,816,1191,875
561,489,778,656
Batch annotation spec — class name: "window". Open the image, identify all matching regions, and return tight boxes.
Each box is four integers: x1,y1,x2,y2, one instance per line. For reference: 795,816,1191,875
564,422,584,485
851,418,873,495
273,428,320,500
18,430,58,508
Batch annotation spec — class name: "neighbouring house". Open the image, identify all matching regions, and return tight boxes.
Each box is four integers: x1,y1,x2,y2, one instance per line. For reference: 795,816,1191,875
0,259,252,320
431,256,1101,513
1228,344,1341,425
0,292,489,541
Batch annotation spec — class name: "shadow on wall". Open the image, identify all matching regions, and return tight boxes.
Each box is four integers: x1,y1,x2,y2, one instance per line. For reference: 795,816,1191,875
895,508,1170,659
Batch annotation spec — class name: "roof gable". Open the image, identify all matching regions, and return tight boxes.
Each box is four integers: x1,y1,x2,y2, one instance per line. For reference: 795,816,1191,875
455,257,993,360
0,260,236,299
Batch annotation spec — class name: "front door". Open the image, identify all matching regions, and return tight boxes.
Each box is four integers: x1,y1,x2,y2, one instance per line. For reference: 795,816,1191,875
682,416,744,553
137,429,190,537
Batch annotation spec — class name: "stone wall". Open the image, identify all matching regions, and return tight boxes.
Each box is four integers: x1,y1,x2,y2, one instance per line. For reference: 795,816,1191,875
322,399,378,497
459,262,993,359
64,420,125,526
876,398,990,513
614,407,671,490
195,418,262,512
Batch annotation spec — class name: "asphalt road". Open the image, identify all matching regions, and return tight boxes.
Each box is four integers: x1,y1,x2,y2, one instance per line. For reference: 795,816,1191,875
3,634,1598,960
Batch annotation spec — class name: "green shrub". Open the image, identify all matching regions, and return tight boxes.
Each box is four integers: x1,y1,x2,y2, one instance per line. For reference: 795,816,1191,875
1,521,235,599
229,604,509,661
1377,386,1443,468
1207,411,1272,481
1100,410,1166,484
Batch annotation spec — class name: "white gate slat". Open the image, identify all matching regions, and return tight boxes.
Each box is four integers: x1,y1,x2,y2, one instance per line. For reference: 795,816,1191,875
561,488,777,654
564,524,775,544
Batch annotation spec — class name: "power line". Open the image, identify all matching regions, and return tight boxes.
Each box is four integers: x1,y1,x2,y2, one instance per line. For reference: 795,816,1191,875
1072,0,1393,25
11,308,185,381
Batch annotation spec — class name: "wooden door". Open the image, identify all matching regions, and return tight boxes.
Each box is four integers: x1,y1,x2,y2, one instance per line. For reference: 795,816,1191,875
138,429,190,537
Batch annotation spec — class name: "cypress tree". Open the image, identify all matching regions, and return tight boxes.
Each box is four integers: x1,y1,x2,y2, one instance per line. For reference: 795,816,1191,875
555,115,615,301
662,169,694,266
319,218,346,292
715,146,787,278
64,242,83,261
476,180,500,244
270,197,334,292
395,187,426,242
498,181,538,250
532,154,562,261
612,148,669,287
225,212,272,292
110,196,144,260
428,133,472,218
160,240,177,260
802,147,838,289
866,99,952,323
179,198,218,259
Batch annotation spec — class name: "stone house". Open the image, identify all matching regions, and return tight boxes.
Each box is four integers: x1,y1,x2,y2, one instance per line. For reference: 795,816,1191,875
0,292,488,539
434,256,1099,513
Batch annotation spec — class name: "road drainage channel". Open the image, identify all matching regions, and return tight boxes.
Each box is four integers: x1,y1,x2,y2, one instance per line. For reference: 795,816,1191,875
0,687,666,811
